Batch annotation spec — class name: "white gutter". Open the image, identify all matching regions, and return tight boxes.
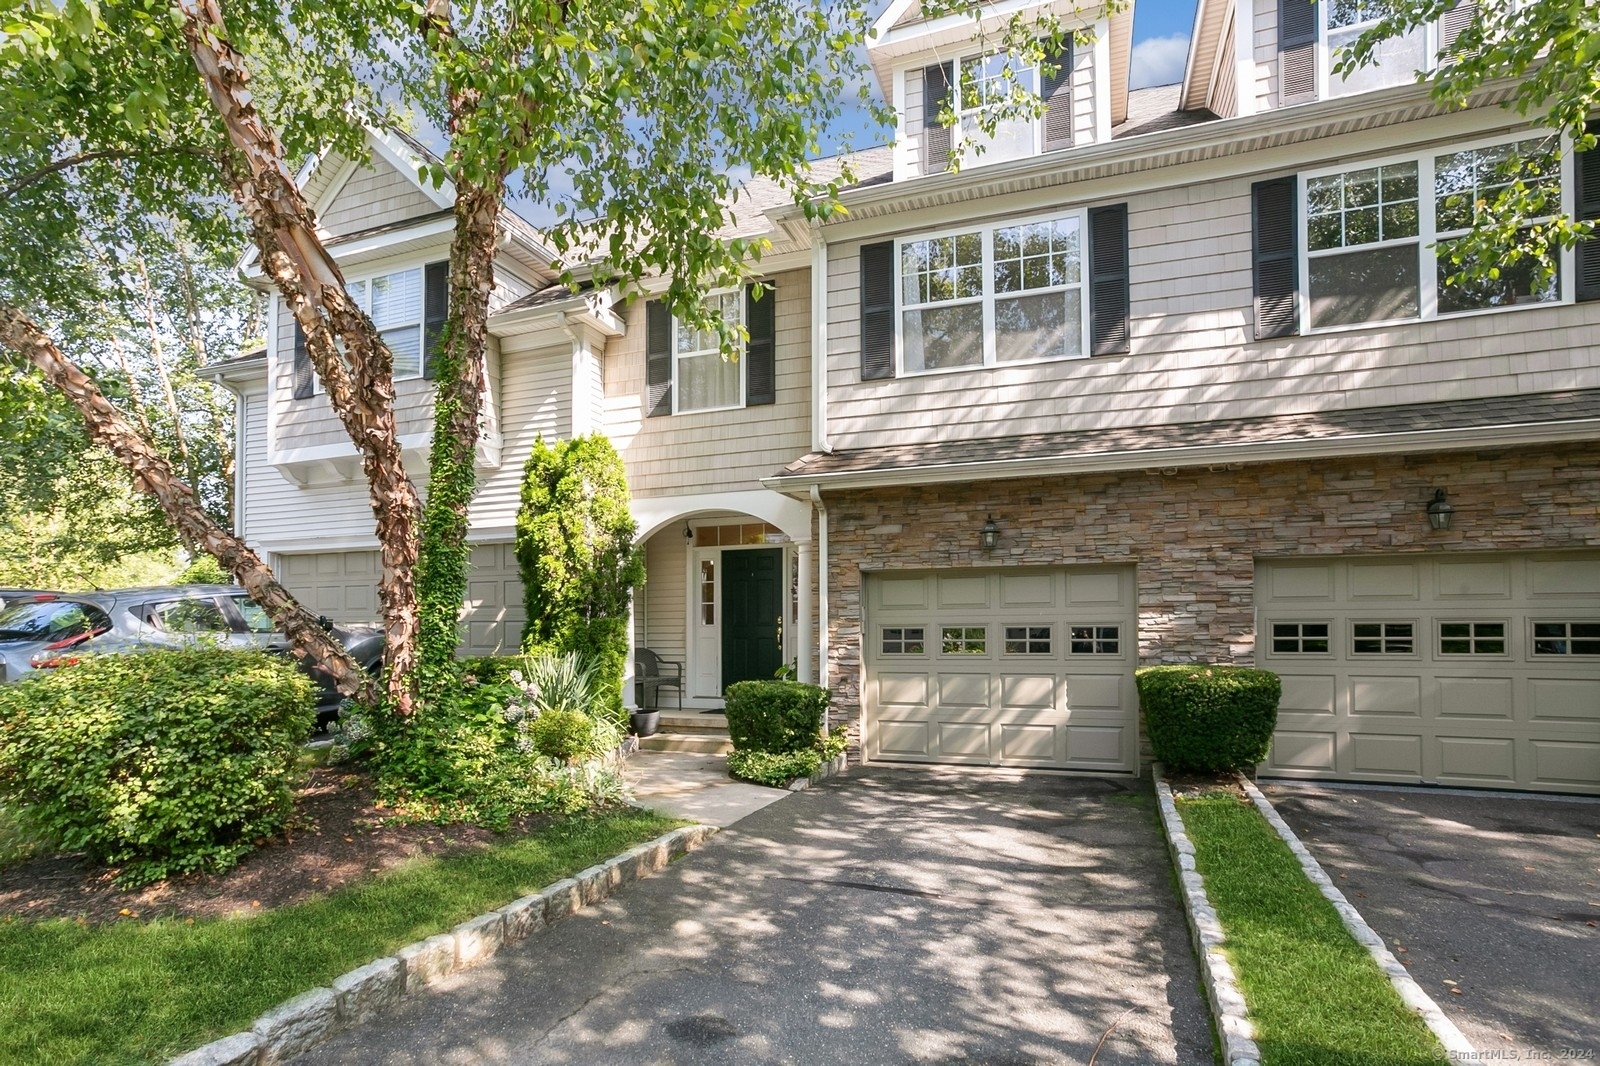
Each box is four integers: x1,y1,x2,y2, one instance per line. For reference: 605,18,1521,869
764,417,1600,493
810,229,832,454
810,485,830,706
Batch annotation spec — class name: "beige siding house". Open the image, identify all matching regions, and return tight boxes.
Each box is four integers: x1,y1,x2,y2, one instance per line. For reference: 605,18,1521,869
210,0,1600,793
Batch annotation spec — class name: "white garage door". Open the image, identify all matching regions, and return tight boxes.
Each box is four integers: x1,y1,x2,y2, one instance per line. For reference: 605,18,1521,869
864,566,1137,772
1259,552,1600,794
278,544,524,657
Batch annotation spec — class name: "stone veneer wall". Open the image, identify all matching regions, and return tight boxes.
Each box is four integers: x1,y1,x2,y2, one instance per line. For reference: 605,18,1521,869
820,443,1600,736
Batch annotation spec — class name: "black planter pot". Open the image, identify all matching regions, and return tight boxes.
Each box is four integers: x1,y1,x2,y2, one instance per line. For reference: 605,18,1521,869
630,710,660,738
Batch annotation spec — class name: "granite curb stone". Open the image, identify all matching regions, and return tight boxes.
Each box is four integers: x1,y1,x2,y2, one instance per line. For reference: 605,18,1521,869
167,824,717,1065
1237,775,1477,1058
787,752,849,792
1154,777,1262,1066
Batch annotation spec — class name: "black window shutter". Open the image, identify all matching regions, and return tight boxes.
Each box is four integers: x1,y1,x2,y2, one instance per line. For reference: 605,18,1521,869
1041,41,1074,153
1088,204,1130,356
859,241,896,381
1252,176,1301,338
1578,120,1600,303
645,299,673,416
291,320,314,399
1279,0,1317,104
745,281,776,406
922,62,953,175
423,260,449,380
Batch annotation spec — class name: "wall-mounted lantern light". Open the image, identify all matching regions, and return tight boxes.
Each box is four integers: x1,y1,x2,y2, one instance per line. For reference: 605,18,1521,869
683,522,694,542
979,514,1000,552
1426,489,1455,531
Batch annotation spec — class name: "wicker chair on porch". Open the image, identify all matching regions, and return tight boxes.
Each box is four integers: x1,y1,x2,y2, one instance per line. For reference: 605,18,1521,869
634,649,684,712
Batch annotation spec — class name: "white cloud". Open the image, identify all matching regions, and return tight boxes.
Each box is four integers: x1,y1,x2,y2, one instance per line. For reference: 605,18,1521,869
1129,34,1191,90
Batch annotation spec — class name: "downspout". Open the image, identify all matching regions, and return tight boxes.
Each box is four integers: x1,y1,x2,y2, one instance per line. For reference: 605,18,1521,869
810,485,829,729
810,226,832,454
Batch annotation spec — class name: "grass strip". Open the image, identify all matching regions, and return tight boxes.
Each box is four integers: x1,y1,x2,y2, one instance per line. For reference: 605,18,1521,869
0,807,681,1066
1175,793,1447,1066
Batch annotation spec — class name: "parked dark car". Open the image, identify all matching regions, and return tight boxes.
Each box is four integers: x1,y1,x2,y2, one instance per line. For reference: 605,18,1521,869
0,585,382,727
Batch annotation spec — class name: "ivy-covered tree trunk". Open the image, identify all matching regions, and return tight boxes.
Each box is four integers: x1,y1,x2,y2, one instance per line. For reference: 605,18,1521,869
0,298,372,698
516,436,646,723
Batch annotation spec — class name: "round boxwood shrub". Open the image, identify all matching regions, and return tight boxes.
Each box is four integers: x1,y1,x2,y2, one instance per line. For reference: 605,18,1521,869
1136,665,1282,773
527,707,597,763
0,647,316,887
723,680,830,754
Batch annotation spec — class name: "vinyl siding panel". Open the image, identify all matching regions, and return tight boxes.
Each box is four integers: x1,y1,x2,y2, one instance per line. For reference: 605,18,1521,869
471,339,571,531
824,163,1600,451
1212,16,1238,118
1072,40,1097,146
240,384,374,548
1254,0,1280,112
319,160,440,237
636,531,688,669
604,269,812,496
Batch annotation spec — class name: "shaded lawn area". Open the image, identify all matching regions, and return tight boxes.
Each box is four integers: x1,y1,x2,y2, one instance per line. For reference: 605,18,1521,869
1176,793,1448,1066
0,807,680,1066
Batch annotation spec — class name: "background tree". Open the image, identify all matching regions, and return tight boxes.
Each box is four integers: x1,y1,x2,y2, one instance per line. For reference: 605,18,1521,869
516,435,646,726
1338,0,1598,281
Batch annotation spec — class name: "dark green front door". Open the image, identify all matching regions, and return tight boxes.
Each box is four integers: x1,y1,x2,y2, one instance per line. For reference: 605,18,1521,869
722,548,784,690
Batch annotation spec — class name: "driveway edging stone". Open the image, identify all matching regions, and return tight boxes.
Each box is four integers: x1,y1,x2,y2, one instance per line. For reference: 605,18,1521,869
166,824,718,1066
1238,775,1477,1058
1153,778,1262,1066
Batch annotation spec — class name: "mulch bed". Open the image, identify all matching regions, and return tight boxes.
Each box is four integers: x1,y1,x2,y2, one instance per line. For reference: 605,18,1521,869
0,768,552,926
1163,769,1248,800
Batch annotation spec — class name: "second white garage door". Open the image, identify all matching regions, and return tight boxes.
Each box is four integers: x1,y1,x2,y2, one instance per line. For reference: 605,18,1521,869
864,566,1137,772
1260,552,1600,794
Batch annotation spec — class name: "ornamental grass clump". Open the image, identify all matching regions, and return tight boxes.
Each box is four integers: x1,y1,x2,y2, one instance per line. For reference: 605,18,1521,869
1135,664,1282,772
0,647,315,886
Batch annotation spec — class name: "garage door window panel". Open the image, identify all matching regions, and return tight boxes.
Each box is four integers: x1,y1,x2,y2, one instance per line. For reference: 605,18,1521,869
882,627,927,655
941,626,988,654
1351,621,1417,656
1069,625,1121,655
1003,626,1052,654
1531,622,1600,656
1272,621,1332,654
1438,620,1508,656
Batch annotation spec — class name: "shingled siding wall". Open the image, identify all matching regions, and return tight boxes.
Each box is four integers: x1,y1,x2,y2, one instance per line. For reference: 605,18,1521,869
821,443,1600,741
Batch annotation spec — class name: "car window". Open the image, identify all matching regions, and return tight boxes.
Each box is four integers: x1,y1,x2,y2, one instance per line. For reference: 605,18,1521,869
148,599,231,634
0,601,111,641
231,596,277,634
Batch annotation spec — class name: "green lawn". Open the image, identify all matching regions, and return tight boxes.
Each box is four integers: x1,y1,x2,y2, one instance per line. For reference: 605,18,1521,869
1176,793,1448,1066
0,808,680,1066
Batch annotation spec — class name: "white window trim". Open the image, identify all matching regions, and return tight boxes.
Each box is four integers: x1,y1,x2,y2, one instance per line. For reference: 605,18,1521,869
670,290,746,415
1298,129,1575,336
305,261,429,397
1318,2,1438,101
894,208,1091,378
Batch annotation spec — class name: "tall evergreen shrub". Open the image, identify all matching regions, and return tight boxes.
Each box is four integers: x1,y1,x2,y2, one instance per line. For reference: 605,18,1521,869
515,434,644,724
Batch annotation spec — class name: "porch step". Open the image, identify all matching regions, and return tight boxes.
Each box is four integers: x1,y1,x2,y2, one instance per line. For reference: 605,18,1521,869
652,712,729,737
636,732,733,755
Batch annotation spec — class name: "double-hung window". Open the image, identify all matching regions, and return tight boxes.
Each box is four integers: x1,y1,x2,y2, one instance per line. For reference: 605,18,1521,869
957,54,1038,163
673,291,744,413
354,268,425,378
1301,133,1565,331
1323,0,1428,99
898,213,1087,374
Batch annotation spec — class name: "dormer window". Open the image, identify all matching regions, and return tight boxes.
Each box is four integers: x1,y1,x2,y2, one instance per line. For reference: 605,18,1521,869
916,40,1073,177
957,54,1039,164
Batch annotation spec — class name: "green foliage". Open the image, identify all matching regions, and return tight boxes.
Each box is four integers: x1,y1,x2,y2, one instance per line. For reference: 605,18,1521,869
1136,665,1282,773
527,708,596,763
516,435,644,727
1338,0,1599,287
174,554,229,585
514,650,602,717
724,680,830,754
0,648,315,887
727,748,821,787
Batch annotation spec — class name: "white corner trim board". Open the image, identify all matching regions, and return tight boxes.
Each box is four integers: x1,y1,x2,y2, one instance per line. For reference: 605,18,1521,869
1237,776,1478,1059
1154,779,1263,1066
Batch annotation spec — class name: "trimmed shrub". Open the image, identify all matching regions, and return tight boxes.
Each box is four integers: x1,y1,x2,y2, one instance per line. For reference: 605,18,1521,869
528,708,597,763
0,647,315,886
724,680,830,754
1136,665,1282,773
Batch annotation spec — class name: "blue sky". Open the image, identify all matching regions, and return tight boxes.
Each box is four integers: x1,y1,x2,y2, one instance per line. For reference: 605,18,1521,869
1131,0,1200,88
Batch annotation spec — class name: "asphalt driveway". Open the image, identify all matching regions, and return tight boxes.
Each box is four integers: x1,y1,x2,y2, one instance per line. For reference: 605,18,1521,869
1264,782,1600,1057
295,767,1214,1065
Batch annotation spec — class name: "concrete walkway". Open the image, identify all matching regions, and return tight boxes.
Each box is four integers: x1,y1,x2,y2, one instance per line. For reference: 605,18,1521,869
624,750,789,827
1266,781,1600,1057
293,767,1212,1065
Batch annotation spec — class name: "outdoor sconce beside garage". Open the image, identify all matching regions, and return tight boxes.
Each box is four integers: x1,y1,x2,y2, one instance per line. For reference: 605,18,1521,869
1426,489,1455,531
980,514,1000,552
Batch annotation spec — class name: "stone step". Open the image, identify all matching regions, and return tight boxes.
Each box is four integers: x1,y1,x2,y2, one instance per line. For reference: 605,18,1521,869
653,712,729,737
636,732,733,755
